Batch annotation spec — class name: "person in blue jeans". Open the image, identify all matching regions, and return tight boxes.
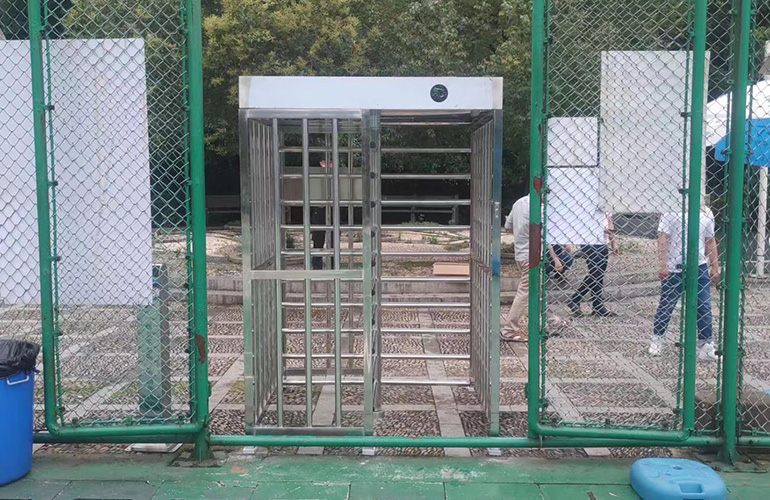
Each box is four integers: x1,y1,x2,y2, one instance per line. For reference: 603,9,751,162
649,206,720,361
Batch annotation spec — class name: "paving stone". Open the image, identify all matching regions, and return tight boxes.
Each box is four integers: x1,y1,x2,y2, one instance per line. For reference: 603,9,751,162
350,482,444,500
546,359,629,379
153,482,254,500
557,382,668,409
254,483,349,500
54,480,159,500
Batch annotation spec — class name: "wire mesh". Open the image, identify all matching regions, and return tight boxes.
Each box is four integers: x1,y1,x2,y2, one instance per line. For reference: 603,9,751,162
0,0,45,431
31,0,196,428
738,0,770,437
534,0,726,436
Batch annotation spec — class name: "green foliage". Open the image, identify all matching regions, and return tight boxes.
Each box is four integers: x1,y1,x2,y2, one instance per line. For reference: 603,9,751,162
0,0,29,39
202,0,533,187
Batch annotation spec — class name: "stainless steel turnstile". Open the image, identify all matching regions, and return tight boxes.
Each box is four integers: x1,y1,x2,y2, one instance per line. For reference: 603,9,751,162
239,77,503,436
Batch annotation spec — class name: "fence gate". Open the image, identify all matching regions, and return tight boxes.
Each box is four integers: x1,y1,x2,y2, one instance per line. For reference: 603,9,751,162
529,0,721,441
0,0,208,440
239,77,502,437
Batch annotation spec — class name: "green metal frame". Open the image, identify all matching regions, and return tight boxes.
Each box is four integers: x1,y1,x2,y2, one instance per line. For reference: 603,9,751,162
27,0,210,459
23,0,760,460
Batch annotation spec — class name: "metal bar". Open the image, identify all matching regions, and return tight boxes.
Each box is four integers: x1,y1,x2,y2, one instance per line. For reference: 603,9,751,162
302,118,313,427
246,427,364,436
381,277,470,282
282,378,471,386
283,328,471,335
281,302,470,309
489,109,503,435
283,353,470,360
381,302,470,309
382,251,470,257
279,147,471,154
187,0,211,460
381,121,474,126
282,250,361,257
527,0,546,440
680,0,708,437
381,200,470,206
282,173,361,179
280,200,471,207
281,225,470,231
282,173,471,180
28,0,58,437
239,114,255,430
332,118,342,427
273,119,284,427
361,110,375,434
721,0,752,464
209,434,719,449
251,270,363,280
381,174,471,180
33,433,197,444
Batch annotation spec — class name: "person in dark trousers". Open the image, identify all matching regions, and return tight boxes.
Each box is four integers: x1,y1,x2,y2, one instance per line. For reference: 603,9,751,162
567,214,618,317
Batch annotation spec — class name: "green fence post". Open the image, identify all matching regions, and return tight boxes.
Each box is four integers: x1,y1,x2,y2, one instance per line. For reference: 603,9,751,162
681,0,709,435
527,0,546,438
720,0,752,465
27,0,59,431
187,0,211,461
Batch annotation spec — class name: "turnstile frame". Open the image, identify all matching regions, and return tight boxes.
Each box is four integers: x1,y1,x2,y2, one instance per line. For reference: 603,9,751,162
240,85,502,437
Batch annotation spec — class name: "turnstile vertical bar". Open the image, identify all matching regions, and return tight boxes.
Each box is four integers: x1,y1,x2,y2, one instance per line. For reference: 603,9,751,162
239,112,255,429
372,113,383,413
273,118,284,427
362,111,374,434
346,135,355,368
332,119,342,426
302,118,313,426
490,111,503,435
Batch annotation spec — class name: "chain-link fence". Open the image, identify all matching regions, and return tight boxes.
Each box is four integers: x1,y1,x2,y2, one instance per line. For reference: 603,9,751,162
0,0,45,430
1,0,207,434
738,0,770,439
530,0,729,441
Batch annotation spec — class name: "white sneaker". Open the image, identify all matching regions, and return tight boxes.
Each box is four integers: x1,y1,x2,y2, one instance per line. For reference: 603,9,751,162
649,336,665,356
698,342,719,362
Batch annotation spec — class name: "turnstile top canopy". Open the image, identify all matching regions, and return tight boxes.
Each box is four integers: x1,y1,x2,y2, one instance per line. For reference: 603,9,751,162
239,76,503,112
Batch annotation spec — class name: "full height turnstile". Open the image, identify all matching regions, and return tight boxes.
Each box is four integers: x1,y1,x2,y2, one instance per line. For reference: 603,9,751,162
239,77,503,436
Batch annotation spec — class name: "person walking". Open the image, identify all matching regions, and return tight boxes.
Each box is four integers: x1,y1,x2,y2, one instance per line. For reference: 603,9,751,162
567,214,618,317
501,194,569,342
648,205,720,361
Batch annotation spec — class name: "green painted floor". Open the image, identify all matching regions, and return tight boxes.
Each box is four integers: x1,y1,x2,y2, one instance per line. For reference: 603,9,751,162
2,452,769,500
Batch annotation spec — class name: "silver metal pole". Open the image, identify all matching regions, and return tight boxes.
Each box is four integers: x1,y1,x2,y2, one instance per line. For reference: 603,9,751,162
272,119,285,427
302,118,313,427
332,119,342,426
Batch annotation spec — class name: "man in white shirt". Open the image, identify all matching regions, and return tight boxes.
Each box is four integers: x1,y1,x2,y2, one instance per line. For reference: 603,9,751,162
501,195,567,341
649,206,720,361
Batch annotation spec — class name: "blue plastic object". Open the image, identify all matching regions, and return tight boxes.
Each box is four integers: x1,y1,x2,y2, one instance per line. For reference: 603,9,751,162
0,370,35,485
631,458,726,500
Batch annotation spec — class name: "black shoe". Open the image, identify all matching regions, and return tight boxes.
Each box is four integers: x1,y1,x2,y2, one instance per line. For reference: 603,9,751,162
567,298,582,317
593,307,617,318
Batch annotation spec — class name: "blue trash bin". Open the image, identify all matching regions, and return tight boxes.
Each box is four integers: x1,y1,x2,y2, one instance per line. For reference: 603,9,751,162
0,340,39,486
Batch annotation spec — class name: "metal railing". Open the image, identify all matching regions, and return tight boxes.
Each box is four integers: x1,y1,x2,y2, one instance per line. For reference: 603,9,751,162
0,0,764,463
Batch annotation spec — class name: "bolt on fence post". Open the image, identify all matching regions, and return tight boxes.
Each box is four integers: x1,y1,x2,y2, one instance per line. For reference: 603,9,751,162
527,0,547,438
720,0,753,466
681,0,709,436
186,0,212,461
27,0,59,431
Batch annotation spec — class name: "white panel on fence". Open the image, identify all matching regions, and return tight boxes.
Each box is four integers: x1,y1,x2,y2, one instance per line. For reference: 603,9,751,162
600,51,708,213
0,39,152,306
0,41,37,305
546,118,604,246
